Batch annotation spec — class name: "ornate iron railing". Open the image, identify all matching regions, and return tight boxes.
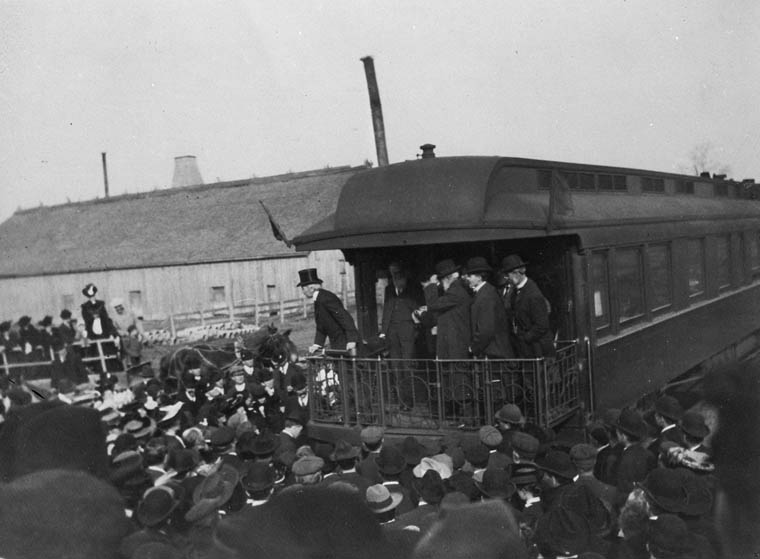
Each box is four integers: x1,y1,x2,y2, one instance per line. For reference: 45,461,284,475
306,340,580,431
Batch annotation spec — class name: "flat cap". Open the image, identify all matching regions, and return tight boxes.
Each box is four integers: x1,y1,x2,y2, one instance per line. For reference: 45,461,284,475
495,404,524,424
292,455,325,477
479,426,503,448
569,443,597,470
360,426,385,445
511,432,540,459
209,426,235,447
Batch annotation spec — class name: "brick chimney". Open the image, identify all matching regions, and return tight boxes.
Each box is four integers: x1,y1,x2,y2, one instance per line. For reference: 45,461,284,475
172,155,203,187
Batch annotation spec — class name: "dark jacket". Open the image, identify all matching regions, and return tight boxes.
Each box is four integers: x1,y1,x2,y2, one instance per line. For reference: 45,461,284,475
49,348,90,388
615,443,657,505
380,283,424,335
510,278,555,358
80,300,116,340
313,289,359,350
470,282,514,358
424,278,471,359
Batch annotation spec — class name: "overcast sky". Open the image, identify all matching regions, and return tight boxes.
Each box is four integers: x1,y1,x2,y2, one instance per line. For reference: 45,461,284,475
1,1,758,222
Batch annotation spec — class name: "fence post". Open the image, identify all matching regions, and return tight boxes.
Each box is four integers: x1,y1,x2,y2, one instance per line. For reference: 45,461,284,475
253,302,259,327
169,314,177,340
228,302,235,323
1,351,8,377
279,298,285,325
97,339,108,374
199,309,205,328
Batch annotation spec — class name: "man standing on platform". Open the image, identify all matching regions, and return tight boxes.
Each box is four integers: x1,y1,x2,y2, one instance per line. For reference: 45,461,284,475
419,259,471,360
462,257,514,359
379,261,424,360
298,268,359,356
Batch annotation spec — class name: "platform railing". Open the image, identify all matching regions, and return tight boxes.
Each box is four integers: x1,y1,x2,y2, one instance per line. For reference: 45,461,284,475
305,340,580,431
0,338,124,380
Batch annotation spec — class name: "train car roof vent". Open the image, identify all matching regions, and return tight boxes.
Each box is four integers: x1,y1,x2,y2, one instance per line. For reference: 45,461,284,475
713,173,727,180
419,143,436,159
172,155,204,188
699,172,711,178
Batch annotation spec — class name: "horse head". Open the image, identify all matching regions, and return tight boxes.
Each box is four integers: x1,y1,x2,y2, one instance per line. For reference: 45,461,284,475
257,328,296,369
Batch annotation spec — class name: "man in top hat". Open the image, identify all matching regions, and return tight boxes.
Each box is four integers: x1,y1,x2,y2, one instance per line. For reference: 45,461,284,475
379,261,425,360
500,254,555,358
298,268,359,355
419,259,471,359
80,283,117,340
462,257,514,359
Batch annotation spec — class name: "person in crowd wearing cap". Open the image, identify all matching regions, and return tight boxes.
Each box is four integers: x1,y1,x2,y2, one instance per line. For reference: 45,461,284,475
298,268,359,355
379,261,425,361
462,256,515,359
418,259,471,359
81,283,117,340
614,408,657,505
324,438,371,494
49,336,91,389
648,394,686,454
680,410,711,455
365,483,404,526
357,425,386,484
500,254,555,359
570,443,617,514
110,296,144,339
292,454,325,486
494,403,527,456
376,445,417,514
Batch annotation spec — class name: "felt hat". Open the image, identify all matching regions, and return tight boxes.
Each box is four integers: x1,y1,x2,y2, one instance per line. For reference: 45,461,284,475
124,417,157,440
654,395,684,422
331,439,360,462
292,455,324,477
447,470,480,501
598,408,621,429
648,514,691,557
463,442,490,467
511,432,540,460
210,426,235,448
82,283,98,297
495,404,524,424
476,468,517,500
680,410,709,439
38,315,53,327
136,483,184,527
464,256,493,275
479,426,503,448
185,464,240,522
166,448,201,475
297,268,323,287
360,425,385,445
537,449,576,481
500,254,528,273
535,507,591,557
60,309,72,320
434,259,459,279
509,463,539,487
18,315,32,327
110,450,148,487
413,456,453,480
365,483,403,513
639,468,690,514
494,272,510,288
376,445,406,476
289,370,307,391
569,443,597,471
251,433,280,457
399,436,427,466
616,408,648,440
242,461,276,493
416,469,447,505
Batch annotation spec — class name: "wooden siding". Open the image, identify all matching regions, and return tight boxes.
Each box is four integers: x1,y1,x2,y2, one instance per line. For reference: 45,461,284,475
0,250,352,322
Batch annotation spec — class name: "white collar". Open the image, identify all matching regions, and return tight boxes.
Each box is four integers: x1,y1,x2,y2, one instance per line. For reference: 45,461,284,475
472,282,486,293
661,424,676,432
312,289,320,302
516,277,528,290
246,498,269,507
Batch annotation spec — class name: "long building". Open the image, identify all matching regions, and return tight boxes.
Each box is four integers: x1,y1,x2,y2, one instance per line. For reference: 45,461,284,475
0,164,364,322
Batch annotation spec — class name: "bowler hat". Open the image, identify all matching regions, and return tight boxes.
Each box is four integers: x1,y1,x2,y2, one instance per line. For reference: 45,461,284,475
654,395,683,422
500,255,528,273
415,469,447,505
464,257,493,275
399,436,427,466
365,484,403,514
331,439,360,462
639,468,689,513
463,442,490,468
376,446,406,476
478,468,517,500
434,259,459,279
537,450,576,481
616,408,648,440
82,283,98,297
297,268,323,287
60,309,72,320
289,370,307,391
680,411,709,439
242,461,276,493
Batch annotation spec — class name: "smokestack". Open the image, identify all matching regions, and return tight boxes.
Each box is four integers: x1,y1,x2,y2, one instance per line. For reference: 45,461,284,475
101,152,110,198
360,56,389,167
172,155,203,188
419,144,436,159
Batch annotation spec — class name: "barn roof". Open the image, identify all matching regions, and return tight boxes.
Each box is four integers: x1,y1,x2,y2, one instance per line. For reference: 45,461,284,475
0,166,362,278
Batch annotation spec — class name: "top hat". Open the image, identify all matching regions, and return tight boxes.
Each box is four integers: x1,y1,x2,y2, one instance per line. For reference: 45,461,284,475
434,259,459,279
500,255,528,273
82,283,98,298
464,257,493,275
654,395,683,422
680,411,709,439
297,268,323,287
365,484,403,514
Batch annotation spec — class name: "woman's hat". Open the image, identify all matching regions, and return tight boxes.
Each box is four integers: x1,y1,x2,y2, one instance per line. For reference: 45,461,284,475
434,259,459,279
297,268,323,287
500,255,528,273
82,283,98,298
464,257,493,275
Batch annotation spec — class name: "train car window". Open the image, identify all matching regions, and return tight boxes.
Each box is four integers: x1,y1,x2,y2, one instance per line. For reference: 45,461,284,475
642,177,665,193
613,175,627,191
648,244,672,311
579,173,595,190
598,174,613,190
716,236,732,290
675,180,695,194
686,239,706,297
561,171,580,190
616,247,645,322
749,231,760,275
590,252,611,331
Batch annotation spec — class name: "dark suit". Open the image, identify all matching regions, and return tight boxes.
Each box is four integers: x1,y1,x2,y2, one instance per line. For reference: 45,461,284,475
510,278,555,358
313,289,359,350
380,283,424,359
424,279,471,359
470,282,514,358
284,393,310,426
49,349,90,388
574,473,618,512
80,299,116,340
648,424,686,455
615,443,657,505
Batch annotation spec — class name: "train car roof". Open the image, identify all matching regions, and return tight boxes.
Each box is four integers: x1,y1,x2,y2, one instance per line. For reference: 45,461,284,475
293,156,760,250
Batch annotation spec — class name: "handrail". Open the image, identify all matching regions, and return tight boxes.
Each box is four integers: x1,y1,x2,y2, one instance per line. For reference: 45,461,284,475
0,338,123,378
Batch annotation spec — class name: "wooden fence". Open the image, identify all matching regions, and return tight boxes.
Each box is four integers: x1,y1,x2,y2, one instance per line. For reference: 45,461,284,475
0,338,123,379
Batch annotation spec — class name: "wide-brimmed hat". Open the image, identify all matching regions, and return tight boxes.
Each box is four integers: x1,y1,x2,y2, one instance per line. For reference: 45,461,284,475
500,255,528,273
331,439,360,462
185,464,240,522
464,257,493,275
136,484,184,527
123,417,157,440
376,446,406,476
680,411,709,439
399,436,427,466
648,514,691,557
413,456,453,480
654,395,683,422
365,484,403,514
415,469,447,505
537,450,576,481
434,259,459,279
639,468,690,514
297,268,323,287
616,408,648,440
82,283,98,298
475,468,517,500
495,404,524,424
242,461,276,493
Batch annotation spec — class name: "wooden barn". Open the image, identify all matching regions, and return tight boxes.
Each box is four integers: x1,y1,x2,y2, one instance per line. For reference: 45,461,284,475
0,165,364,324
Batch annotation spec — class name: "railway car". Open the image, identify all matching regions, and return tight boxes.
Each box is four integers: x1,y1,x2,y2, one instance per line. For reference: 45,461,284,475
292,153,760,431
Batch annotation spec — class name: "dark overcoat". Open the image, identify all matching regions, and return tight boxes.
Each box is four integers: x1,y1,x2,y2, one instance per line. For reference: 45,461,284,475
470,282,514,358
424,279,471,359
510,278,555,358
313,289,359,350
